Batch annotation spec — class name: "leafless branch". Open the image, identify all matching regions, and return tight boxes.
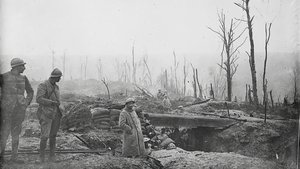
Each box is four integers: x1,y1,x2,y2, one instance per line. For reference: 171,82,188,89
230,37,247,57
217,63,227,71
101,78,110,100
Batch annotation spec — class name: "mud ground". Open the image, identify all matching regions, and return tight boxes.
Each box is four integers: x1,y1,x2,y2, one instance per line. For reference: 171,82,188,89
1,88,298,169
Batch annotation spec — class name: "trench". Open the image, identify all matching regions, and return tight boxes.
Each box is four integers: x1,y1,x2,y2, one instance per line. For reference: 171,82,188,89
166,126,219,152
158,123,298,168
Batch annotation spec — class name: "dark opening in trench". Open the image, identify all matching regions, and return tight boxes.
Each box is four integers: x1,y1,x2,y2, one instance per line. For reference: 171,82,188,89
166,127,220,152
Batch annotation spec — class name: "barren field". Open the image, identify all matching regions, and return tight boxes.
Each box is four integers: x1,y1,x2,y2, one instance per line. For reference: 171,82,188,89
2,80,299,169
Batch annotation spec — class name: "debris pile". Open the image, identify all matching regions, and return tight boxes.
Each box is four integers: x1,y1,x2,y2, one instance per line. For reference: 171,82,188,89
61,103,93,131
79,130,122,155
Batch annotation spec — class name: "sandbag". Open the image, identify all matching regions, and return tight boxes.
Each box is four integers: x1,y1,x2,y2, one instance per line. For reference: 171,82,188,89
110,121,117,126
160,138,175,148
111,128,123,133
92,115,110,120
91,107,110,117
93,118,111,123
110,115,119,122
94,124,110,130
112,126,121,129
94,121,110,126
110,109,121,116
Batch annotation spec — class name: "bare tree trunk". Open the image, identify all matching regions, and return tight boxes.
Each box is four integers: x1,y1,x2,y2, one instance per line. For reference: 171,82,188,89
192,67,197,98
293,58,299,108
235,0,258,105
248,84,253,104
196,69,203,99
132,44,136,84
143,56,152,85
227,65,232,101
246,0,258,105
210,83,215,99
209,11,245,102
63,52,66,80
183,65,186,96
269,90,274,109
173,51,179,94
165,69,168,89
264,80,268,123
102,78,110,100
245,84,248,102
183,58,187,96
263,23,272,106
85,56,88,80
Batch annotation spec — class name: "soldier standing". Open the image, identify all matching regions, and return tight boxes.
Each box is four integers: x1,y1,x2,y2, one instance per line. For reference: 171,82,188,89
36,68,63,162
119,98,146,157
0,58,34,164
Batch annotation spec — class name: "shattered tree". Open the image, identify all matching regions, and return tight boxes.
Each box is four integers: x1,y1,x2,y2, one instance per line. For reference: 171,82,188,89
209,10,247,101
235,0,259,105
263,23,272,123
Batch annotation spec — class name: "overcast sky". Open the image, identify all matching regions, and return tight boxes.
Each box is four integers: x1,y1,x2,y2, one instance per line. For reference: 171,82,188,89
0,0,298,82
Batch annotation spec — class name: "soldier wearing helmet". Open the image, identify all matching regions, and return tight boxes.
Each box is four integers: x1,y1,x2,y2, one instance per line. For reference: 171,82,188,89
119,98,146,157
36,68,63,163
0,58,34,164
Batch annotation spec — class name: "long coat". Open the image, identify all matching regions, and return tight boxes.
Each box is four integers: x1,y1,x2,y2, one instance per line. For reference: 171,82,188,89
36,79,61,120
119,109,146,157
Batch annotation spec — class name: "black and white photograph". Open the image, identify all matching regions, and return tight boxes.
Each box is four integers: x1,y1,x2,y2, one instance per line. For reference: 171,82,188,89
0,0,299,168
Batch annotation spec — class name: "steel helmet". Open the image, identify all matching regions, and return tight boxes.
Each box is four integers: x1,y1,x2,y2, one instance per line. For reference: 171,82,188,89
11,58,26,68
125,98,135,104
50,68,63,78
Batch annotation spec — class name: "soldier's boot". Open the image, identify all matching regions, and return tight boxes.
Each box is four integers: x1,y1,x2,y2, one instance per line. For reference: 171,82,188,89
0,142,6,165
10,139,24,164
49,137,56,162
0,151,4,167
0,129,10,165
39,138,47,163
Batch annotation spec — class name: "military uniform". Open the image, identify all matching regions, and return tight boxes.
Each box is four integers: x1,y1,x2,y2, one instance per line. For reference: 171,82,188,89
36,68,63,162
119,99,146,157
0,71,34,159
36,78,62,161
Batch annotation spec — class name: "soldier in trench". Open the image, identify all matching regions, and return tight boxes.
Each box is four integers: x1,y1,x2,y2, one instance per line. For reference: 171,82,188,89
119,98,146,157
36,68,63,162
0,58,34,164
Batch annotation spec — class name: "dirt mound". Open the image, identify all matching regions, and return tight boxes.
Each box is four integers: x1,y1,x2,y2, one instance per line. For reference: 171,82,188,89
151,148,282,169
206,120,298,167
79,130,122,155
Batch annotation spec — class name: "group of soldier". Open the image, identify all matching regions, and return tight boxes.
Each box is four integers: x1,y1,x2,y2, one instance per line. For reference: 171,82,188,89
0,58,63,164
0,58,177,166
0,58,151,165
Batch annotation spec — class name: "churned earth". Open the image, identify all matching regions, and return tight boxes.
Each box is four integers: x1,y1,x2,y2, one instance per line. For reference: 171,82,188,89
2,90,298,169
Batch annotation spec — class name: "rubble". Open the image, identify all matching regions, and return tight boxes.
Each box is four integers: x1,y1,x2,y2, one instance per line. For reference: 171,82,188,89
151,148,282,169
1,88,296,169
